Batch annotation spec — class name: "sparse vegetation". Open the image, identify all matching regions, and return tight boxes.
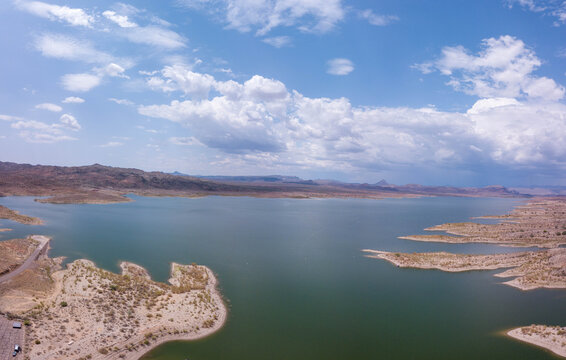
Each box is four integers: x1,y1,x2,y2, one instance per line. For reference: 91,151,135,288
4,259,226,360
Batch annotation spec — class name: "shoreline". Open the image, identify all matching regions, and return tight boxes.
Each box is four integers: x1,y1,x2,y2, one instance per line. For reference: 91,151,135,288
136,266,228,359
365,198,566,357
0,204,42,225
0,244,228,360
507,326,566,358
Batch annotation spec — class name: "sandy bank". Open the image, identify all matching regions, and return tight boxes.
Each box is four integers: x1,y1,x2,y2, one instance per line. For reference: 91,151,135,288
366,198,566,290
507,325,566,358
397,198,566,248
0,252,227,360
0,205,42,225
363,247,566,291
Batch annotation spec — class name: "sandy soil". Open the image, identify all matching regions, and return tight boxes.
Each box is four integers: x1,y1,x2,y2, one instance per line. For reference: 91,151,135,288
36,190,132,204
363,248,566,290
365,198,566,290
396,198,566,248
11,258,226,360
0,205,41,225
508,325,566,358
0,237,39,275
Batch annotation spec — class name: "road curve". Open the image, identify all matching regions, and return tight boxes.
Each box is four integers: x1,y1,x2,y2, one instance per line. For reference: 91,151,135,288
0,235,50,284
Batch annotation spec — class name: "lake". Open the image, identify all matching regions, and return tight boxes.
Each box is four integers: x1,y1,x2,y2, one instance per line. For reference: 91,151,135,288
1,195,564,359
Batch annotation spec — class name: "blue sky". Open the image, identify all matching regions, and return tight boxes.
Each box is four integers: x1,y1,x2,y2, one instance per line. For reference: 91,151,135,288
1,0,565,186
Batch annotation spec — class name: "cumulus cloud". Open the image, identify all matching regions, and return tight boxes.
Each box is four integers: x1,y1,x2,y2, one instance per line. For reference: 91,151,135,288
61,73,102,92
146,65,217,98
17,1,93,27
179,0,345,35
416,35,565,100
262,36,292,48
34,33,113,64
62,96,85,104
95,63,129,78
138,62,566,173
327,58,354,75
358,9,399,26
60,63,131,93
35,103,62,112
10,114,80,143
59,113,81,130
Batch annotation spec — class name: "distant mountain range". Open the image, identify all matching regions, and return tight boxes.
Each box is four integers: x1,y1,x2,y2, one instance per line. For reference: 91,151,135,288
0,161,560,204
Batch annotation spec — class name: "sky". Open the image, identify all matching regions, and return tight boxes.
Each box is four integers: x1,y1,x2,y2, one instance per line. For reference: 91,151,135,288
1,0,565,186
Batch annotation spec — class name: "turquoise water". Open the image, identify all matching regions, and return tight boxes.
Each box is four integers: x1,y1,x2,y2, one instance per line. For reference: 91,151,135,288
1,196,564,359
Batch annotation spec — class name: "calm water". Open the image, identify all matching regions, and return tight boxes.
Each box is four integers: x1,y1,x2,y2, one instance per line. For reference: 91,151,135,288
1,196,565,359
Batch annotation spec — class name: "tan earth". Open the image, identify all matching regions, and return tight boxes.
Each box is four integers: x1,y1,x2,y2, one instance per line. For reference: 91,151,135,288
0,205,41,225
0,248,226,360
507,325,566,358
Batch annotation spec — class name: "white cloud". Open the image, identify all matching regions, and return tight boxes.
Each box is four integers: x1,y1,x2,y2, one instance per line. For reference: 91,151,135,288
59,113,81,130
109,98,134,106
34,33,113,64
466,97,521,114
138,67,566,172
62,96,85,104
416,35,565,100
179,0,345,35
145,65,217,98
61,73,102,92
102,10,138,28
506,0,566,25
96,63,129,78
35,103,62,112
327,58,354,75
262,36,292,48
18,1,93,27
99,141,124,148
121,26,186,49
0,114,23,121
170,136,203,146
358,9,399,26
10,116,79,143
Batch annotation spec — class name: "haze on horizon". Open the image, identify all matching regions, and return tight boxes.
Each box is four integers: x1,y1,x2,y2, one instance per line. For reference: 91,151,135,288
1,0,565,187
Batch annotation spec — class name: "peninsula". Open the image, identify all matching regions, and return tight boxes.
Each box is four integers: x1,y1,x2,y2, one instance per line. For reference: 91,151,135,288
0,233,226,359
364,197,566,357
0,205,42,225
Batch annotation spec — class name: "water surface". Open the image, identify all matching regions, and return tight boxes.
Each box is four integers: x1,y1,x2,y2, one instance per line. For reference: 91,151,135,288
1,196,564,359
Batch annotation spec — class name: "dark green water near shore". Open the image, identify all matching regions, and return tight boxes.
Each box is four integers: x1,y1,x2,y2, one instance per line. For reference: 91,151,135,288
1,196,565,359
